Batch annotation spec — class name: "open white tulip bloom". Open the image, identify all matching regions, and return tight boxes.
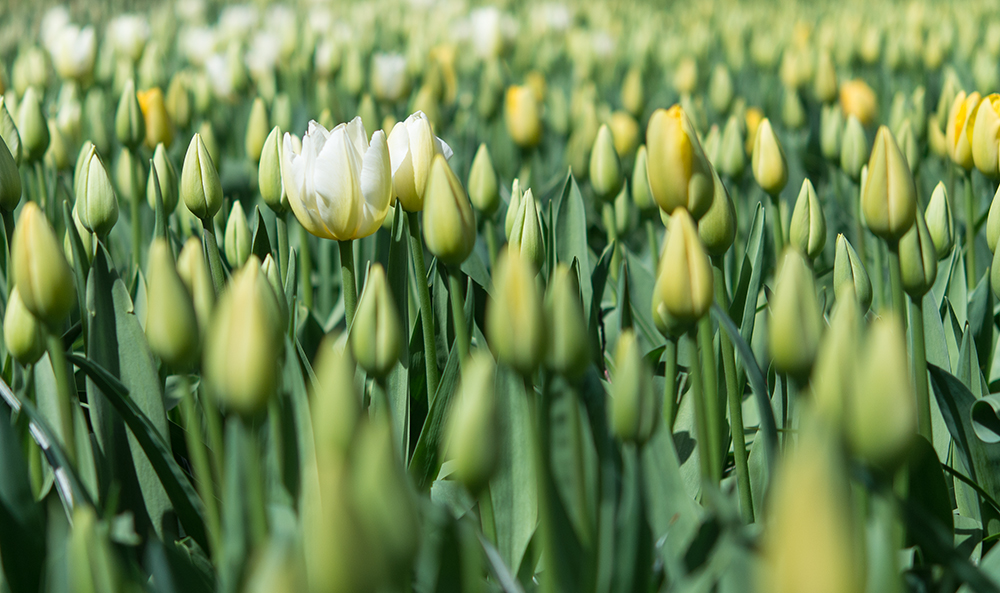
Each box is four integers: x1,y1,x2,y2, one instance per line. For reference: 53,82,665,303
48,24,96,81
387,111,453,212
282,117,392,242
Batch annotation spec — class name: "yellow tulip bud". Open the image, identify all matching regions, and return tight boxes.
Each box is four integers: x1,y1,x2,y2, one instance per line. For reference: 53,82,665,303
814,50,838,104
467,143,499,216
487,249,545,376
898,210,938,299
223,200,251,268
245,97,269,163
839,79,877,126
145,238,200,370
608,111,639,159
136,87,172,150
17,87,49,163
752,118,788,196
115,79,145,151
422,154,476,267
443,351,498,494
840,115,868,182
789,178,827,260
861,126,917,242
926,182,953,259
74,144,119,237
590,124,623,202
645,105,715,218
610,329,657,445
744,106,763,155
350,264,402,380
147,143,178,215
12,203,76,327
769,249,823,379
4,287,45,366
834,234,873,312
545,264,591,377
652,209,713,329
181,133,223,220
673,57,698,95
946,91,980,170
972,94,1000,178
504,85,543,149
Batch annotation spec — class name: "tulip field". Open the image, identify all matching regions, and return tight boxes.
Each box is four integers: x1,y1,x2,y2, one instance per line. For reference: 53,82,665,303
5,0,1000,591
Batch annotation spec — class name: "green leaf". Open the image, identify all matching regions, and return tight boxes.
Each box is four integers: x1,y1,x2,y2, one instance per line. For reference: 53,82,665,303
905,435,954,560
728,203,764,334
408,345,462,491
973,395,1000,444
556,173,593,311
250,205,273,264
968,273,993,374
384,202,411,461
0,401,45,593
623,249,663,354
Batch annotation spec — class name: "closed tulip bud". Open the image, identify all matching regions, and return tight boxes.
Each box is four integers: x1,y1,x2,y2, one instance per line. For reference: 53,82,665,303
0,97,21,166
609,111,639,159
744,107,763,156
862,126,917,242
702,126,721,165
849,315,916,468
504,178,523,239
708,64,734,114
621,66,644,117
614,183,633,237
387,111,452,212
69,507,123,593
75,145,119,238
769,249,823,379
259,126,286,214
947,91,980,170
44,120,70,172
840,115,868,182
897,119,920,175
789,179,827,260
653,209,713,329
834,234,873,312
590,124,623,202
423,154,476,266
245,97,268,163
18,87,49,163
181,133,223,220
115,146,146,205
545,264,590,377
610,329,656,445
4,287,45,365
673,57,698,95
972,94,1000,178
508,188,545,271
504,85,543,149
812,289,862,427
819,105,844,163
165,74,191,130
926,182,953,259
311,339,361,455
717,115,745,178
631,146,655,211
145,238,200,370
443,352,498,494
12,203,76,327
204,257,283,416
782,87,806,130
487,249,544,376
645,105,715,218
468,143,499,216
814,50,838,103
136,87,172,149
350,264,402,379
115,80,145,151
0,133,20,212
223,200,251,268
928,116,948,158
898,210,937,299
992,248,1000,300
698,166,737,257
177,237,214,337
752,119,790,200
839,79,877,126
147,143,178,215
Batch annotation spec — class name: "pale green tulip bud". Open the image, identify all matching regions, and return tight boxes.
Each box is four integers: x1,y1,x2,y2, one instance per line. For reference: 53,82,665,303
862,126,917,242
508,188,545,271
769,249,823,379
611,329,657,445
751,118,788,196
545,264,590,377
69,507,123,593
840,115,868,182
311,339,361,456
898,209,937,299
204,256,283,416
849,314,917,469
782,86,806,129
504,178,523,239
443,351,498,494
260,254,286,322
115,79,145,151
83,88,111,157
177,237,214,340
925,182,953,259
789,178,827,260
698,166,737,257
271,94,292,137
115,146,146,205
702,126,721,165
814,50,839,103
147,143,178,215
0,132,20,212
614,182,633,237
708,64,734,114
343,48,366,97
812,288,862,428
820,104,844,162
246,97,269,163
646,105,715,218
487,249,545,376
351,264,402,380
590,124,623,202
224,200,251,268
181,133,223,220
834,234,873,312
197,121,220,169
988,184,1000,253
717,115,746,178
145,238,200,370
12,203,76,327
259,126,286,214
75,145,119,237
423,155,476,267
4,287,45,365
467,143,499,216
17,87,48,163
165,74,191,130
0,96,22,165
631,145,655,210
897,119,920,175
653,209,714,329
44,120,71,172
621,66,644,117
992,248,1000,300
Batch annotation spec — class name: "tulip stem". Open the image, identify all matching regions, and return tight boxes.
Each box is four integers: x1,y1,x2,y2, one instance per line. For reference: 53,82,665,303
909,296,932,443
201,218,225,294
662,337,678,432
46,330,77,466
768,193,784,256
448,268,470,366
201,382,225,494
484,218,498,270
698,315,722,483
685,329,713,487
299,225,313,310
338,239,357,328
320,240,333,318
178,373,221,558
276,212,289,284
966,171,977,290
646,219,659,270
407,211,440,398
886,242,906,330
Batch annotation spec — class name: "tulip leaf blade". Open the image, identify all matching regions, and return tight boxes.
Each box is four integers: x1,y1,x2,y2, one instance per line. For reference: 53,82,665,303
250,205,273,265
0,395,45,593
556,173,593,312
408,343,462,492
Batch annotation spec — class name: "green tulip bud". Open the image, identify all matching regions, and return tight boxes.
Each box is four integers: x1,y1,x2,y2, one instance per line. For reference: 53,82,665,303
782,86,806,129
988,184,1000,253
504,178,523,239
443,351,498,494
69,507,123,593
610,329,657,445
614,181,633,237
717,115,746,178
357,95,379,140
44,120,71,172
789,178,827,260
820,104,844,163
12,203,76,327
4,287,45,365
708,64,734,114
834,234,873,312
702,126,721,165
488,249,545,376
181,133,223,220
145,238,200,370
468,143,499,216
223,201,251,268
147,143,179,215
204,256,283,416
350,265,402,380
698,166,737,257
646,105,715,218
271,93,292,136
311,338,362,456
165,74,191,130
422,154,476,267
812,288,862,428
545,264,591,377
590,124,623,202
769,249,823,379
849,314,916,469
0,96,22,166
862,126,917,242
260,254,285,315
925,182,953,259
652,209,714,329
0,132,20,213
18,87,49,163
343,48,366,97
898,210,937,299
752,118,788,196
840,115,868,182
897,119,920,175
259,126,286,214
245,97,269,163
508,186,546,271
621,66,644,117
116,146,147,207
83,88,111,157
177,237,215,332
631,145,655,211
115,79,145,151
75,145,119,238
814,50,839,103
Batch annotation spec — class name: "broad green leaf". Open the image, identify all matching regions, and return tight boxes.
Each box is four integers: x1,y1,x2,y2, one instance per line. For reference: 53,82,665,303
905,435,954,561
250,205,273,264
611,445,652,593
408,345,462,491
556,173,593,311
968,273,993,374
0,401,45,593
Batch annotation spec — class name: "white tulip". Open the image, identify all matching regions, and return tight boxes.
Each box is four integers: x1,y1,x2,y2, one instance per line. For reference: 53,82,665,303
387,111,452,212
109,15,151,63
48,24,96,81
281,118,392,241
371,53,409,104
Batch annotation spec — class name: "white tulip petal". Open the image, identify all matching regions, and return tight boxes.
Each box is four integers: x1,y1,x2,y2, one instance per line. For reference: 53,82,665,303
283,133,334,239
345,116,369,156
355,130,392,238
387,121,409,176
314,125,361,240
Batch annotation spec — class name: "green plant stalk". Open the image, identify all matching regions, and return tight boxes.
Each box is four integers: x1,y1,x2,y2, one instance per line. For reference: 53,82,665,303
768,193,784,256
909,296,932,443
646,219,659,270
201,383,225,491
241,418,268,548
697,315,722,483
276,212,289,284
886,242,906,330
201,218,225,295
338,239,357,327
662,337,678,432
966,170,976,290
603,203,620,283
178,374,221,558
407,211,440,398
714,260,753,523
484,218,498,270
34,161,47,213
299,225,313,310
686,329,713,486
319,239,332,318
478,488,497,546
871,236,885,311
46,331,77,466
448,268,469,365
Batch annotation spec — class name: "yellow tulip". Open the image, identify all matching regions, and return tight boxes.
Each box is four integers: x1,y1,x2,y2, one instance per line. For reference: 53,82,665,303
946,91,981,170
645,105,715,218
972,94,1000,178
839,79,877,126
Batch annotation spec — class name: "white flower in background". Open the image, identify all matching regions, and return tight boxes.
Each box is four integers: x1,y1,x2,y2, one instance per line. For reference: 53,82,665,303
245,31,281,79
468,7,504,60
387,111,453,212
176,0,207,23
205,53,233,100
179,26,217,66
281,118,392,241
264,5,297,59
40,7,70,50
218,4,259,42
48,24,97,81
109,14,151,63
314,37,340,78
533,3,572,33
371,53,410,104
308,7,334,35
591,30,615,60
